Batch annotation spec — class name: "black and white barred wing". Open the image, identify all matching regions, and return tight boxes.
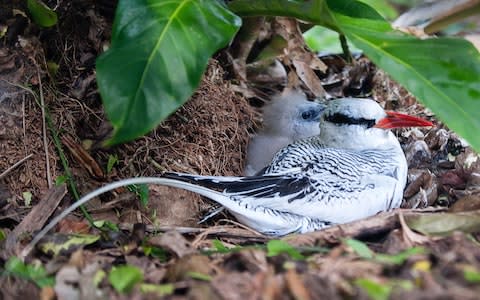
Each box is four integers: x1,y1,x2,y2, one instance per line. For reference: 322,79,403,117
163,141,402,225
237,141,403,223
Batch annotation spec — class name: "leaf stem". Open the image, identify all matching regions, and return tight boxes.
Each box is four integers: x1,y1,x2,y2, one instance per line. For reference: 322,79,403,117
339,34,352,63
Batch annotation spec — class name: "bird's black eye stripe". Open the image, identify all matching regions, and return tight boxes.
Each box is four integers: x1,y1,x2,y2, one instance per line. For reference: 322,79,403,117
325,113,376,128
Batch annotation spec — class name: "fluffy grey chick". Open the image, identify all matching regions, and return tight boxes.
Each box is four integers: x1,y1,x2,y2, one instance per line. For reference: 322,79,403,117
245,90,325,176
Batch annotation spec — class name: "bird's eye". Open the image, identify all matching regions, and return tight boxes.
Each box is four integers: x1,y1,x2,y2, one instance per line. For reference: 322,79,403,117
301,110,315,120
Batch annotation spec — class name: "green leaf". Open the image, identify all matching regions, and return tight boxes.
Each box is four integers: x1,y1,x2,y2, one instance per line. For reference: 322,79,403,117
106,154,118,174
4,257,55,288
355,278,392,300
357,0,398,20
325,0,384,20
228,0,383,32
212,239,229,253
186,271,212,281
142,244,168,261
93,220,119,231
375,247,425,265
27,0,58,27
463,266,480,283
46,61,59,76
304,26,362,53
344,239,374,259
405,212,480,236
140,283,175,296
330,8,480,152
345,239,425,265
201,239,251,255
109,265,144,293
127,184,150,206
37,233,100,257
22,191,33,207
267,240,305,260
93,269,106,287
229,0,338,31
55,174,68,186
96,0,241,145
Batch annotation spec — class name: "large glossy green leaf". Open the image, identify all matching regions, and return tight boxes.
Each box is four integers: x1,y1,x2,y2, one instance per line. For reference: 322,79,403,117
356,0,398,20
96,0,241,145
228,0,338,31
331,13,480,152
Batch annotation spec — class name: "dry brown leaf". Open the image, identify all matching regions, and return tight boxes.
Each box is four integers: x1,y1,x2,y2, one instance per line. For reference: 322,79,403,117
57,219,91,234
212,271,264,300
166,254,212,281
292,60,327,97
62,134,104,178
399,212,430,246
403,169,438,209
285,268,310,300
149,185,202,227
40,286,55,300
316,256,383,280
220,249,268,273
148,230,195,258
449,194,480,212
261,272,285,300
274,17,327,97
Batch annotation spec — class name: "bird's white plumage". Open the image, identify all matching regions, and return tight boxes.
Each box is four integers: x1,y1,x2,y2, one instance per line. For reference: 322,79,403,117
245,90,325,176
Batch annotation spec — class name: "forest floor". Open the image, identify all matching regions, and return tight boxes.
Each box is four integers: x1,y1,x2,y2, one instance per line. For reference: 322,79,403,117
1,1,480,299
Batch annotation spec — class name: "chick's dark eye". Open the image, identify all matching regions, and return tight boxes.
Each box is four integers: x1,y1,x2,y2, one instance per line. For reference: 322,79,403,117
301,110,314,120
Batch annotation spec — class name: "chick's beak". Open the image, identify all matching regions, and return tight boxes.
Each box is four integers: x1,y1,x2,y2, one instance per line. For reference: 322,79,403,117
374,111,433,129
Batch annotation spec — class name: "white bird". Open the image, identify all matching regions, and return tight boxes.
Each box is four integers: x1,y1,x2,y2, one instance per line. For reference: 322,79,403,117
160,98,432,235
23,98,433,257
245,90,325,176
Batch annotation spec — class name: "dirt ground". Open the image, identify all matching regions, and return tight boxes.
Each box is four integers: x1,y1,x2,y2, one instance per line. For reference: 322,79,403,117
1,1,480,299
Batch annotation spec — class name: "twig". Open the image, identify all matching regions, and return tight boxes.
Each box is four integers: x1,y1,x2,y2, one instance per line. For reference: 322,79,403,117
5,184,67,257
118,223,268,242
36,66,53,188
0,154,34,179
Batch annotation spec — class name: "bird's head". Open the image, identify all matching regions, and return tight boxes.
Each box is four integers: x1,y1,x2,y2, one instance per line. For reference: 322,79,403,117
320,98,433,150
263,91,325,139
290,101,325,138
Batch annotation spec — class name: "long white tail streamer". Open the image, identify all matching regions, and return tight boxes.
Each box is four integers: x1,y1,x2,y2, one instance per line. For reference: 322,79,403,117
20,177,226,259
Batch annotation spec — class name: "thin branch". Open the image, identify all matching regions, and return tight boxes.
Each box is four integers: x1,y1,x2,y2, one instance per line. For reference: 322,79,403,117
0,154,34,179
36,66,53,188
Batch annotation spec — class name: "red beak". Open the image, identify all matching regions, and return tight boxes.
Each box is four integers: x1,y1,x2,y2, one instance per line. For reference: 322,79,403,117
374,111,433,129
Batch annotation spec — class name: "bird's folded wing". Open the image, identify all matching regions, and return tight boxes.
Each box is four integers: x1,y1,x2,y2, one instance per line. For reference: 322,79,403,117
163,143,401,220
